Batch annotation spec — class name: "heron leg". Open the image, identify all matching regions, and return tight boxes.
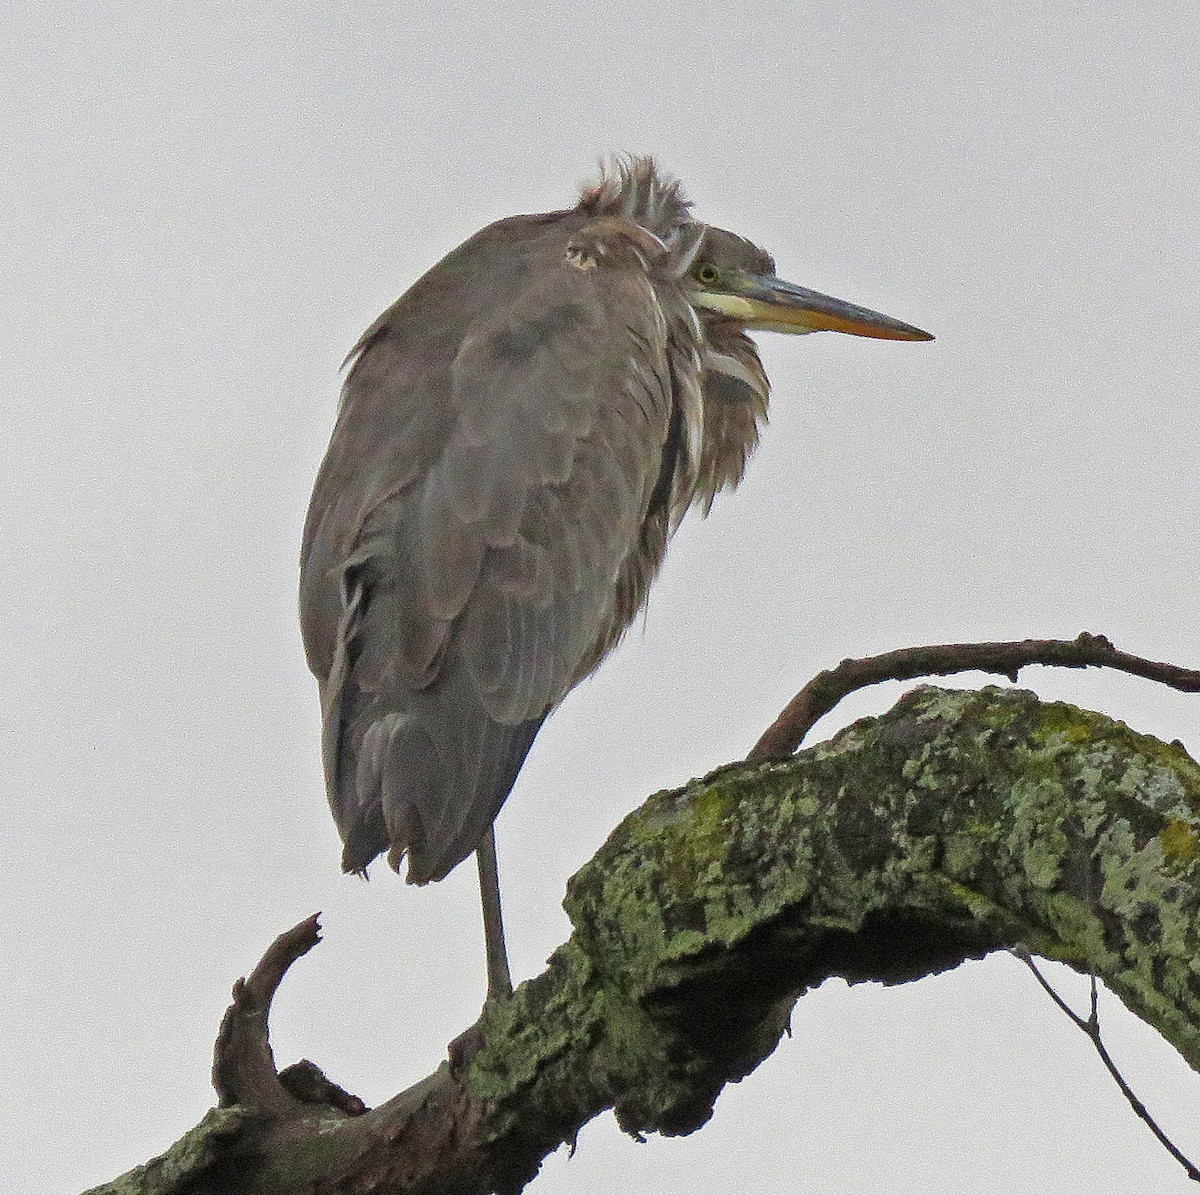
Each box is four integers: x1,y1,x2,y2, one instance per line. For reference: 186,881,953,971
476,825,513,1000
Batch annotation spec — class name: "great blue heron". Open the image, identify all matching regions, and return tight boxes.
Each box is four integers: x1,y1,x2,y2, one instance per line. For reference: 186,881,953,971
300,158,932,1001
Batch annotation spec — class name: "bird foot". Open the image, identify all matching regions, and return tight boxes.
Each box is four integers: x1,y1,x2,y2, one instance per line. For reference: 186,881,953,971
447,988,512,1075
448,1020,487,1074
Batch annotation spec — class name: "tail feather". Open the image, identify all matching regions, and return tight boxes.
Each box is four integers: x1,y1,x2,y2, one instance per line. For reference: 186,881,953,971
329,660,547,882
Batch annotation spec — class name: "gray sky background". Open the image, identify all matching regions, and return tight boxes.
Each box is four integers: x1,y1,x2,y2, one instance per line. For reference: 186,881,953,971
4,3,1199,1191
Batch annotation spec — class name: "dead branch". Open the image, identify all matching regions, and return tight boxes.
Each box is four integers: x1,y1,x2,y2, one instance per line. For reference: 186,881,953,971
212,912,323,1111
1013,949,1200,1183
83,684,1200,1195
750,631,1200,759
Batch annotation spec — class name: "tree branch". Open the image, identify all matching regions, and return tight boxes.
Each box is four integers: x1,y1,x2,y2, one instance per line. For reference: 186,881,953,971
750,632,1200,759
212,913,323,1111
1013,949,1200,1183
83,684,1200,1195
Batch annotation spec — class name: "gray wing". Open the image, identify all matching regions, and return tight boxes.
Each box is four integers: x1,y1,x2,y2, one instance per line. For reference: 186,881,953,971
300,250,675,882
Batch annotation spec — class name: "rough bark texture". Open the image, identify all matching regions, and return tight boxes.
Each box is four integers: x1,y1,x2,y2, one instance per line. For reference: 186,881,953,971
83,684,1200,1195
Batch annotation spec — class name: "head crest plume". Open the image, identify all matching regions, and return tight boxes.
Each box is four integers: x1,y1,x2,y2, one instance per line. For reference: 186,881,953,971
577,156,693,242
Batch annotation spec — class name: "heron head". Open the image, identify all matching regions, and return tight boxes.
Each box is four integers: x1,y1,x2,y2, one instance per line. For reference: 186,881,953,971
686,225,933,343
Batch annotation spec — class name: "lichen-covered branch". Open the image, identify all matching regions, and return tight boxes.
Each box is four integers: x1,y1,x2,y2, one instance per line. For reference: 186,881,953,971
82,685,1200,1195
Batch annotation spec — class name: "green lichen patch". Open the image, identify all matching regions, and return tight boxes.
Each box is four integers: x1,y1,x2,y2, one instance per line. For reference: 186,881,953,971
1161,818,1200,867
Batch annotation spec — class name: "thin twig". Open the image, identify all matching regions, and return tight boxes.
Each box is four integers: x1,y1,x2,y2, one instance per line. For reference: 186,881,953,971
750,632,1200,760
1012,947,1200,1183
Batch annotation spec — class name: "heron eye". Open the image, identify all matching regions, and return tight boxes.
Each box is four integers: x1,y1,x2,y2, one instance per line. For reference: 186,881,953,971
695,263,720,286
